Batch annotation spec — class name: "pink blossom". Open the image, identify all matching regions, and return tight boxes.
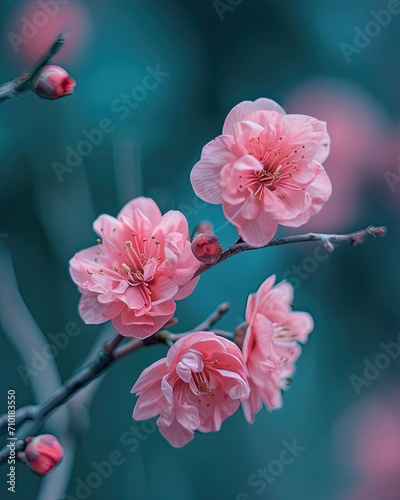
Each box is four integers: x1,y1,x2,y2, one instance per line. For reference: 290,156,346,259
190,98,332,247
33,65,76,100
241,275,313,422
131,332,250,447
69,197,200,339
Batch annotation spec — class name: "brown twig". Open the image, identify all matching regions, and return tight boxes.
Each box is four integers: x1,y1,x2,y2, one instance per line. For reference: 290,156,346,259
194,225,388,277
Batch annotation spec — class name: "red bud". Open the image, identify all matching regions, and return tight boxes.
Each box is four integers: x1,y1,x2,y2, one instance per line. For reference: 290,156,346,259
191,233,222,264
24,434,63,475
33,65,76,100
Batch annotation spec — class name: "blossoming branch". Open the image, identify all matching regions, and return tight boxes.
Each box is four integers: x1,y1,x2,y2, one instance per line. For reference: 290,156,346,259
0,80,387,475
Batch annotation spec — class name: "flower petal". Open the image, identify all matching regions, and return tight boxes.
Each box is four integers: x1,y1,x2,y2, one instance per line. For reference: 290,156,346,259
223,98,285,135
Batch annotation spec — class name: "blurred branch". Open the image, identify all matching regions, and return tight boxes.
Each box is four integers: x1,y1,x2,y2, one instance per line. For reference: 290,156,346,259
0,332,126,465
195,225,388,277
0,33,65,104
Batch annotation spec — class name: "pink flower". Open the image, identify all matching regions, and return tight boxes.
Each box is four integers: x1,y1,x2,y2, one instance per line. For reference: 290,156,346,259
69,197,200,339
33,65,76,100
131,332,250,447
190,98,332,247
24,435,64,475
241,275,313,422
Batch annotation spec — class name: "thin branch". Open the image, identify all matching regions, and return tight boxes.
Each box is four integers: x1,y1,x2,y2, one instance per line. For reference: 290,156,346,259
114,339,148,360
0,33,65,104
0,332,124,465
194,302,230,331
194,225,388,277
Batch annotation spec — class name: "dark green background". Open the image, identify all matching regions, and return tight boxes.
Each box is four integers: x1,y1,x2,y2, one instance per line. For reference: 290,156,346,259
0,0,399,499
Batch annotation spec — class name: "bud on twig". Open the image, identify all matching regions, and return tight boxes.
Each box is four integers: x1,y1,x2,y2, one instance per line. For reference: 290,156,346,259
33,65,76,100
23,435,63,475
234,321,248,350
191,233,223,264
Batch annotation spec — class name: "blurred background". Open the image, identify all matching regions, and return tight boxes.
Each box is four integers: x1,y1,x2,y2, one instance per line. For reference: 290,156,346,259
0,0,399,499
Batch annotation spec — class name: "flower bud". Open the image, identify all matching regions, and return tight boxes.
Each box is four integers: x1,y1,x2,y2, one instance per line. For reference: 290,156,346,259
33,65,76,100
24,434,63,475
234,321,248,350
191,233,222,264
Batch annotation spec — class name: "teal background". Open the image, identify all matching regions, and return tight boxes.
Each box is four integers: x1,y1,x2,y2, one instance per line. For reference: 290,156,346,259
0,0,399,499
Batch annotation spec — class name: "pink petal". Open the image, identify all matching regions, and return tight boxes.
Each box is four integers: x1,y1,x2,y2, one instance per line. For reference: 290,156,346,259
176,351,204,381
176,403,200,431
157,415,195,448
223,98,285,135
224,206,278,247
78,294,107,325
152,277,179,305
173,275,199,300
93,214,121,239
307,162,332,216
131,358,167,393
190,135,237,204
118,197,162,226
153,210,189,241
241,382,263,423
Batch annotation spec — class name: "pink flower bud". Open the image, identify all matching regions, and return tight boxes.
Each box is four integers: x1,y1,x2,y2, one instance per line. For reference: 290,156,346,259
191,233,222,264
24,434,63,475
33,65,76,100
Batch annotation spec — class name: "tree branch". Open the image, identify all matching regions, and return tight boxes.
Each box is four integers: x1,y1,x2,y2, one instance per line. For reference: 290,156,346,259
194,225,388,277
0,33,65,104
0,332,124,465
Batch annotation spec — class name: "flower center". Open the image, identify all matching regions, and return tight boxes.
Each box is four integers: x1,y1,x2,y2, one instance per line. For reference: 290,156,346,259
190,371,212,396
85,230,162,308
237,137,307,200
